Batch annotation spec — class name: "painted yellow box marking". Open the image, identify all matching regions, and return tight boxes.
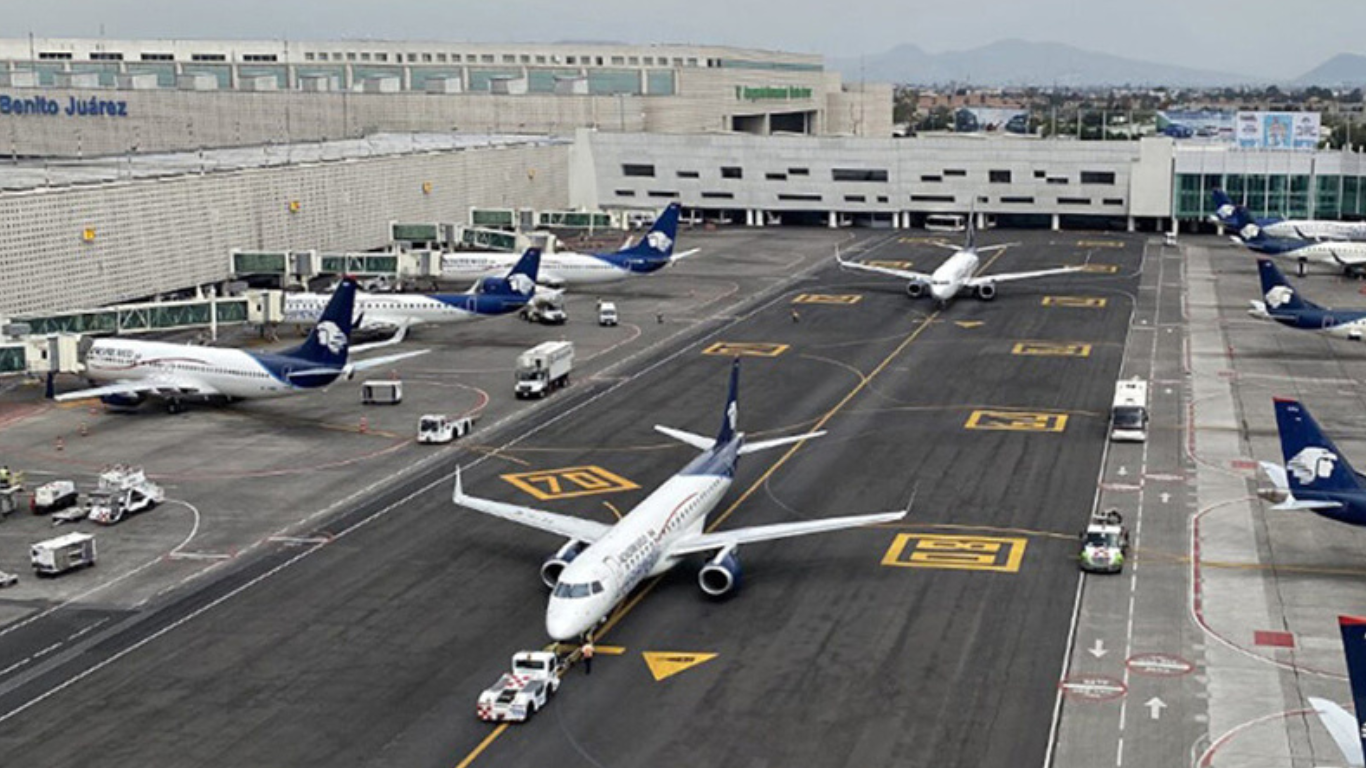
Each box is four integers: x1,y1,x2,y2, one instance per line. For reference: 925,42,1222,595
965,409,1069,432
702,342,790,358
502,465,640,501
1012,341,1093,357
793,293,863,305
1042,296,1108,309
882,534,1028,572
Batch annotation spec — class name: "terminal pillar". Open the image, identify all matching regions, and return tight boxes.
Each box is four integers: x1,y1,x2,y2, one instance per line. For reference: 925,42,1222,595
903,211,913,229
828,211,838,229
1127,216,1136,233
744,210,754,226
1051,214,1060,232
893,212,902,230
752,210,764,228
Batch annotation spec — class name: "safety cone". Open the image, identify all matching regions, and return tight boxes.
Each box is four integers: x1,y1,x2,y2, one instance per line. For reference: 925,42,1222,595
359,416,368,434
79,422,88,437
55,436,65,452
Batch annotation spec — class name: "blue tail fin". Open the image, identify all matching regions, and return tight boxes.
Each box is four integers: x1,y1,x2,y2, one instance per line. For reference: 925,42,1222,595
1274,398,1365,494
1257,259,1316,311
477,248,540,297
617,203,680,261
965,202,977,251
1339,615,1366,761
286,277,356,367
715,358,739,445
1212,189,1256,232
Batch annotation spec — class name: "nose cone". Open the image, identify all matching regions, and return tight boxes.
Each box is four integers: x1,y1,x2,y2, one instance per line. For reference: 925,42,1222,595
545,599,593,641
931,284,953,303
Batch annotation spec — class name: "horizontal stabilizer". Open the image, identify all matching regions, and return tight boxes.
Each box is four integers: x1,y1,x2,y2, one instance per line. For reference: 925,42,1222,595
654,425,715,452
452,466,610,543
1309,697,1365,767
1271,498,1345,512
350,322,412,354
669,509,906,556
670,248,701,263
739,430,827,455
345,348,430,374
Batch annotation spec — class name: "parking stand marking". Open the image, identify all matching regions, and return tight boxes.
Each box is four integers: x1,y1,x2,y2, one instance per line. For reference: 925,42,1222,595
501,465,640,501
702,342,790,358
793,294,863,305
1012,341,1093,357
882,534,1027,572
965,410,1069,432
1042,296,1108,309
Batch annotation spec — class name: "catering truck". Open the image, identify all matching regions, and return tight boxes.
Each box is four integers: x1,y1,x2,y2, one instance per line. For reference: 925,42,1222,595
1110,378,1149,442
514,341,574,399
31,532,97,576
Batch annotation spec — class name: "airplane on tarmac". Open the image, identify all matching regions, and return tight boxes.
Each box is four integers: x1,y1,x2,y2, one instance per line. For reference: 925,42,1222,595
452,359,908,642
1216,192,1366,277
283,248,542,337
834,211,1083,308
1248,258,1366,340
440,203,699,288
54,277,427,413
1212,188,1366,243
1310,615,1366,767
1258,398,1366,527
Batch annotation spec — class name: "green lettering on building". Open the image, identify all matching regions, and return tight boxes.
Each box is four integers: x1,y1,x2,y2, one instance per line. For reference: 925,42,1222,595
735,85,813,102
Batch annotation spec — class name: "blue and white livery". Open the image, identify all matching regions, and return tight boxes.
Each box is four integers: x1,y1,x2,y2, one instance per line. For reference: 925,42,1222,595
1248,258,1366,340
1309,614,1366,767
1216,190,1366,275
285,248,541,335
441,203,698,287
1258,398,1366,527
56,277,427,412
452,359,906,641
1213,189,1366,243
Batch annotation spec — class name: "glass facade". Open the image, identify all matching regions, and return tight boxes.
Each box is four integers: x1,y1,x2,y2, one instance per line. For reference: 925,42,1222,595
0,346,23,374
526,68,581,93
1176,173,1366,220
646,70,675,96
716,59,822,72
587,69,641,95
468,68,521,92
125,62,176,87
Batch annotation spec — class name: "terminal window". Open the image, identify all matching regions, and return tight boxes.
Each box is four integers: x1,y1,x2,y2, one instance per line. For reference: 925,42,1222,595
988,170,1012,183
1103,198,1124,205
767,173,788,181
1047,177,1069,185
536,55,547,64
845,195,867,203
503,55,516,63
304,52,316,61
193,53,227,62
90,52,124,61
615,190,636,197
1001,196,1035,204
141,53,174,61
1081,171,1117,185
1035,170,1047,178
346,53,356,61
1058,197,1092,205
944,169,967,177
450,54,461,62
789,168,809,176
361,53,371,61
911,195,955,203
721,167,743,179
521,55,531,63
437,54,447,62
648,190,680,198
38,52,72,60
779,193,822,202
482,55,495,63
921,175,942,183
877,196,889,203
622,164,656,178
701,191,734,199
423,53,433,62
832,168,889,182
243,54,278,62
375,53,388,62
677,171,700,179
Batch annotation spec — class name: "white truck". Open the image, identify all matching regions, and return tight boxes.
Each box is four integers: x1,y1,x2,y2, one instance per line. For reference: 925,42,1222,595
476,651,564,723
87,466,164,525
1079,510,1130,573
32,480,78,514
417,414,474,444
1109,378,1149,442
515,341,574,399
521,291,567,325
598,301,618,327
361,380,404,405
31,532,97,576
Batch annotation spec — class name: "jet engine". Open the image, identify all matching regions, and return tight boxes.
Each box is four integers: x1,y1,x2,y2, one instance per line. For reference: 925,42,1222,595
541,540,586,588
975,283,997,301
100,392,146,409
906,281,928,299
698,546,742,598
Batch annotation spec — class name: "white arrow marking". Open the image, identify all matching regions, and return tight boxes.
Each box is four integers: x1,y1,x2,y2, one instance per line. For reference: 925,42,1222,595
1088,639,1108,659
1160,492,1171,504
1118,466,1129,477
1164,387,1173,395
1146,697,1167,720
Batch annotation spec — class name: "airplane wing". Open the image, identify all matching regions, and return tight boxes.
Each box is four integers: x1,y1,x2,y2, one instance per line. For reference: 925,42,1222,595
53,377,221,403
834,252,932,282
452,467,612,543
966,266,1085,287
667,509,906,556
350,322,413,354
345,349,430,374
1309,697,1365,767
655,425,714,451
670,248,701,263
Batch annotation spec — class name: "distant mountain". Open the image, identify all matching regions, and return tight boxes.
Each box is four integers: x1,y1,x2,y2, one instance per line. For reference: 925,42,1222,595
828,40,1255,87
1294,54,1366,87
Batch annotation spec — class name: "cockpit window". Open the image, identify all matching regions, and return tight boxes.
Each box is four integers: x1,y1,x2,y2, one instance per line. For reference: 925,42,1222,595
553,581,593,599
591,581,604,595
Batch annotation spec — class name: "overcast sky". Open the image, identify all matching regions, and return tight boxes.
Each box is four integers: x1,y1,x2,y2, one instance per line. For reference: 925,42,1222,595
9,0,1365,81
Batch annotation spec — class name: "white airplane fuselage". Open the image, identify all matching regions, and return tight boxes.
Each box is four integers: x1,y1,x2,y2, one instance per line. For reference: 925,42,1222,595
443,252,644,286
928,249,980,304
285,292,494,330
1262,220,1366,241
84,339,313,400
545,459,733,641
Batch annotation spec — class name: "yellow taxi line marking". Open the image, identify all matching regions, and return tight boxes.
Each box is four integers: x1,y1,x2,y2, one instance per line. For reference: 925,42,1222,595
602,501,624,521
454,724,509,768
592,645,627,655
642,651,719,681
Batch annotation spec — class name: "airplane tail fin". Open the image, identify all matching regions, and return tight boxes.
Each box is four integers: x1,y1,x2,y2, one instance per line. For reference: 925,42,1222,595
965,202,977,251
1257,259,1317,311
1273,398,1365,494
285,277,356,368
476,248,541,297
1337,615,1366,766
715,357,739,445
616,203,681,261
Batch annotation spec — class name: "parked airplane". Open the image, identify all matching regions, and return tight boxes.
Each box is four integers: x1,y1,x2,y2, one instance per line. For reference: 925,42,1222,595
1258,398,1366,527
55,277,427,412
1310,615,1366,767
284,248,542,337
440,203,698,287
835,212,1082,308
1217,192,1366,276
452,360,907,641
1212,189,1366,242
1249,258,1366,339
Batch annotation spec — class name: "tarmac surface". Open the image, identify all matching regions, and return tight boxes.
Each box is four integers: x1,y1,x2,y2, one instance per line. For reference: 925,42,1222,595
0,226,1142,767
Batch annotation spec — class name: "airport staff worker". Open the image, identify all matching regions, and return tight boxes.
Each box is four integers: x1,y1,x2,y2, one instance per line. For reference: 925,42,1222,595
0,465,10,488
582,641,594,675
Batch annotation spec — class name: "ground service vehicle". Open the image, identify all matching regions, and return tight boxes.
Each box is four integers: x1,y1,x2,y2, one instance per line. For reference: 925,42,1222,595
361,380,403,405
598,302,618,326
87,466,164,524
0,570,17,588
33,481,78,513
521,292,567,325
417,414,474,444
515,341,574,399
476,651,564,722
1079,510,1130,573
31,532,97,576
1110,378,1149,442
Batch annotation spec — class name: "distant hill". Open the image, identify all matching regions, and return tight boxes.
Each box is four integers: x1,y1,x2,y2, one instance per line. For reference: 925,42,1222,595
1294,54,1366,87
828,40,1255,87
